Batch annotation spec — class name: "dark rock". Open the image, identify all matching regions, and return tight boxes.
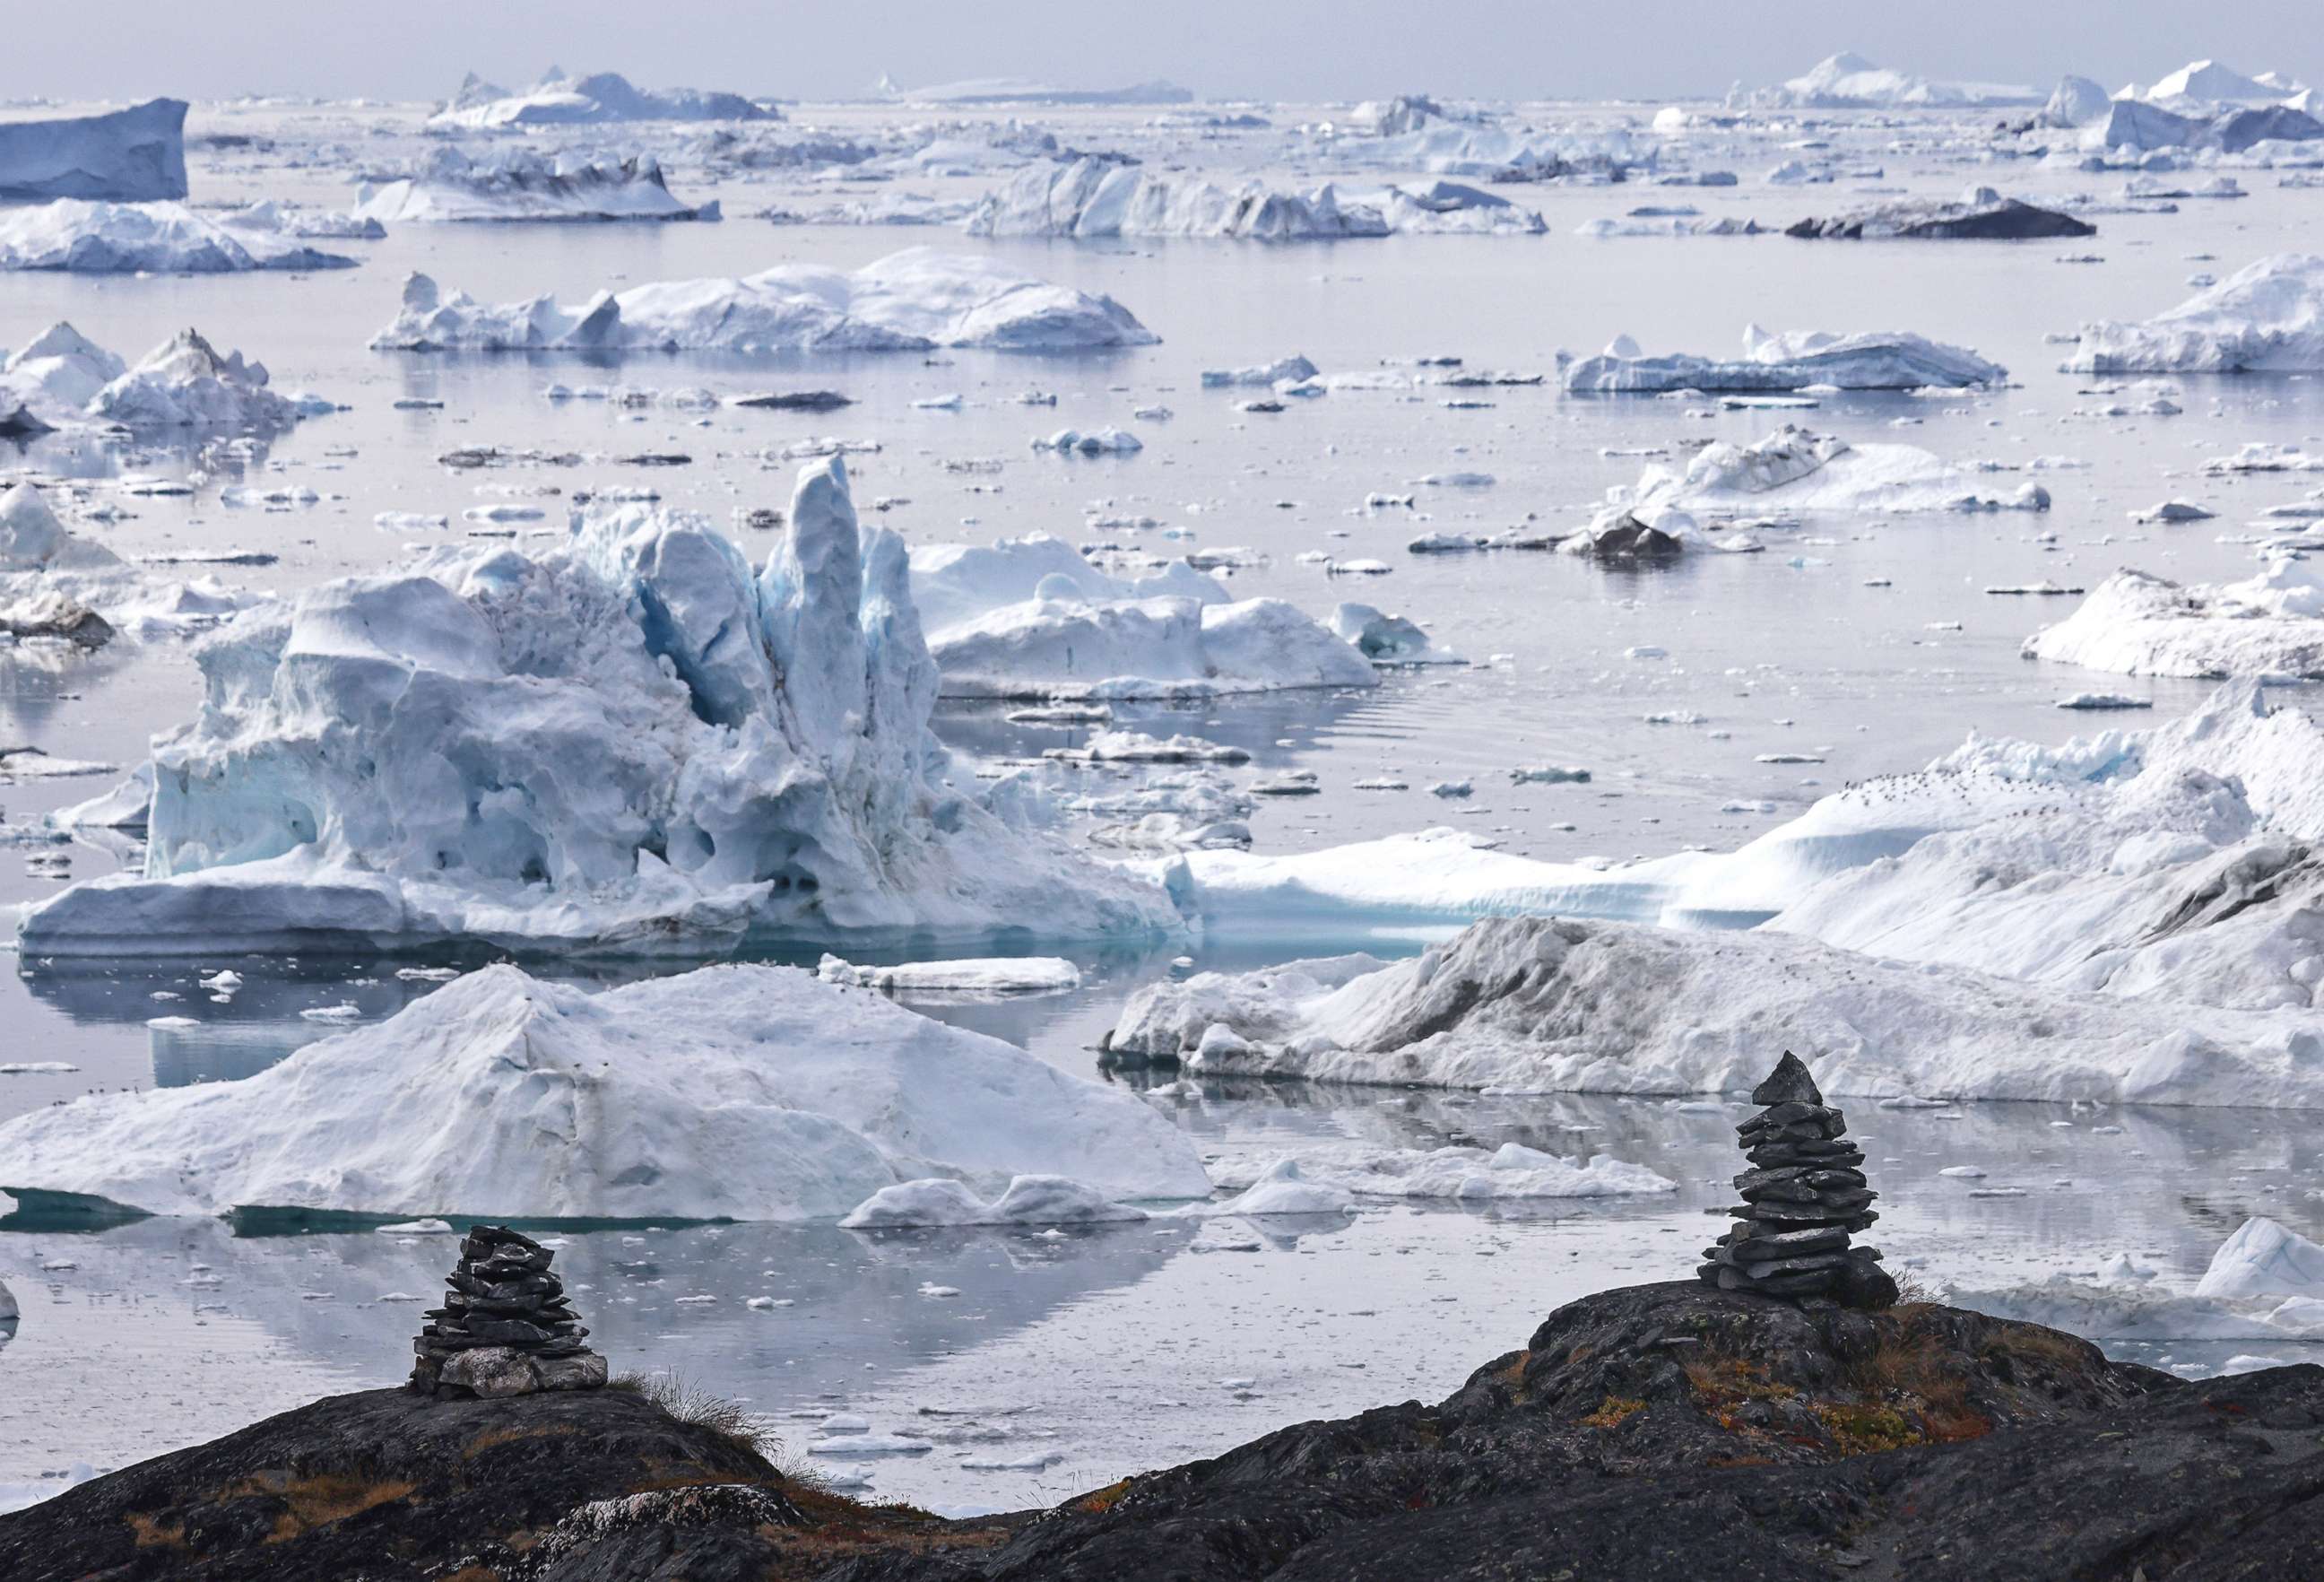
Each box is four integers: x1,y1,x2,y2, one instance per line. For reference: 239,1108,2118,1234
412,1225,605,1398
1580,511,1686,560
1702,1053,1889,1308
735,389,854,412
1748,1052,1823,1106
1786,192,2095,240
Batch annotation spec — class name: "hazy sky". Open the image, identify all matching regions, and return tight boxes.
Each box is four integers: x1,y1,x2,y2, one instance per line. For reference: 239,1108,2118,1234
12,2,2319,105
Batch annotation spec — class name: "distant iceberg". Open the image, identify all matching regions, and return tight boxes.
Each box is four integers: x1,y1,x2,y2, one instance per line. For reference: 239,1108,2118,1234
1784,187,2094,241
354,148,719,223
1602,427,2049,519
1564,326,2005,393
2134,59,2305,108
1745,52,2040,109
1,321,325,433
0,200,358,273
0,99,186,202
429,68,779,129
889,77,1192,106
0,962,1210,1221
967,158,1544,239
15,457,1177,956
369,248,1157,352
2068,255,2324,372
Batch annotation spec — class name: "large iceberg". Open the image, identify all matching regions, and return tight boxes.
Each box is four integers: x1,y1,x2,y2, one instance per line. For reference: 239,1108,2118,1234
0,99,186,201
1564,326,2005,393
429,68,778,129
2139,59,2302,107
907,534,1373,700
966,159,1545,239
1603,427,2050,519
2067,255,2324,373
0,962,1210,1221
1785,188,2093,241
14,457,1177,956
2023,564,2324,678
1,323,319,434
0,200,357,273
1104,915,2318,1105
354,149,719,223
1747,53,2039,109
369,248,1156,352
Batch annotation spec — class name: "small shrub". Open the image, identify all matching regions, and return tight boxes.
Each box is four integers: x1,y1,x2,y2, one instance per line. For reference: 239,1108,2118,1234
1581,1395,1645,1430
615,1370,776,1464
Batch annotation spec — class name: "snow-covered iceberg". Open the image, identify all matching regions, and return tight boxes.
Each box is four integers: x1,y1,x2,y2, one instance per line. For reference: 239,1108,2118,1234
0,962,1210,1221
0,482,259,646
429,68,778,129
2139,59,2302,107
1747,52,2039,109
966,159,1545,239
14,457,1177,956
1564,326,2005,393
2023,564,2324,679
0,99,186,202
1604,427,2049,520
0,200,358,273
1104,914,2316,1104
369,248,1155,352
355,148,719,223
2067,255,2324,373
0,323,320,434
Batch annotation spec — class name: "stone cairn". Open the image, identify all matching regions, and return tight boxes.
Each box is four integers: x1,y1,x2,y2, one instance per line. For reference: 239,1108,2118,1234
1698,1053,1898,1308
411,1225,609,1399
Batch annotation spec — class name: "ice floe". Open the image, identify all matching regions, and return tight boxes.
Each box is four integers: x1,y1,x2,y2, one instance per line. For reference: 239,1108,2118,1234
15,457,1175,955
369,248,1156,352
0,200,359,273
0,99,186,202
0,961,1209,1221
1564,326,2005,393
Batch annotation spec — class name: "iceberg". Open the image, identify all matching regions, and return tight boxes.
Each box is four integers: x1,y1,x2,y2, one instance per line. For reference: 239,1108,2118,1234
2197,1217,2324,1300
1603,427,2049,520
429,68,779,129
0,323,321,434
1748,52,2040,109
354,148,719,223
906,533,1226,636
839,1175,1149,1229
1105,913,2315,1104
368,248,1156,352
0,962,1210,1221
1564,326,2005,393
2038,76,2115,128
0,99,186,202
2144,59,2298,106
2067,255,2324,372
966,159,1545,239
891,77,1191,107
14,457,1177,957
0,200,358,274
2022,565,2324,678
0,483,259,642
1785,187,2093,240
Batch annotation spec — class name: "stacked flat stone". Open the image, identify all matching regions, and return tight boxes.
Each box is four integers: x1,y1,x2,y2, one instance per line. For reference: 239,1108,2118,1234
1698,1053,1895,1308
410,1225,609,1398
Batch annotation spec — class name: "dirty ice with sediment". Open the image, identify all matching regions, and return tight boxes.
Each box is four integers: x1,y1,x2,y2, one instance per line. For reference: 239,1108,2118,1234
4,47,2324,1516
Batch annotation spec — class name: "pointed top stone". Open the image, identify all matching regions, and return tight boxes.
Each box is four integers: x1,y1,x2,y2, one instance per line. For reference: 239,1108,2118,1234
1750,1051,1822,1108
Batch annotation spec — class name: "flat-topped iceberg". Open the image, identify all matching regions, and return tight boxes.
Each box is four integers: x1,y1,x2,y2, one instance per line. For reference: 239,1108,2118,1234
1604,427,2049,519
429,68,778,129
0,200,358,274
1785,188,2093,241
0,99,186,201
15,457,1176,956
966,159,1545,239
1564,326,2005,393
2068,255,2324,372
0,962,1210,1221
1104,915,2319,1105
892,77,1191,107
2023,564,2324,678
2138,59,2302,107
369,248,1155,352
354,148,719,223
1746,52,2039,109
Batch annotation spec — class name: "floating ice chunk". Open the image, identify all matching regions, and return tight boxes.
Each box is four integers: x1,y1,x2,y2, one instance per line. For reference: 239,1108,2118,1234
2023,565,2324,678
1607,426,2050,518
2069,255,2324,372
1330,603,1458,665
429,67,780,129
0,484,123,573
369,248,1157,352
1201,1160,1357,1216
839,1174,1152,1229
967,158,1543,239
356,147,719,223
1201,355,1317,387
1031,426,1141,455
91,330,312,431
0,200,359,273
18,457,1176,955
927,594,1379,700
815,955,1081,995
1565,326,2006,393
0,99,186,201
2196,1217,2324,1300
0,962,1208,1220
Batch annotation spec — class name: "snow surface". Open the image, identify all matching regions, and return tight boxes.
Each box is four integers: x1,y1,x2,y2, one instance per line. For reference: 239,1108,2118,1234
0,201,358,274
2069,255,2324,372
15,456,1175,955
0,99,186,202
369,248,1155,352
2024,566,2324,679
356,148,719,223
967,159,1544,239
1565,326,2005,393
0,962,1210,1220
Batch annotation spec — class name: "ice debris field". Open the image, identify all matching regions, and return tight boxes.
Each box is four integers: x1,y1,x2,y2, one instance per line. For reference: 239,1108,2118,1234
5,44,2324,1514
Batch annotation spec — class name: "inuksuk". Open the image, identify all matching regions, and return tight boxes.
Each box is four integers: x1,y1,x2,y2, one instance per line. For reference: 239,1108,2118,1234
1698,1052,1898,1308
410,1224,609,1398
